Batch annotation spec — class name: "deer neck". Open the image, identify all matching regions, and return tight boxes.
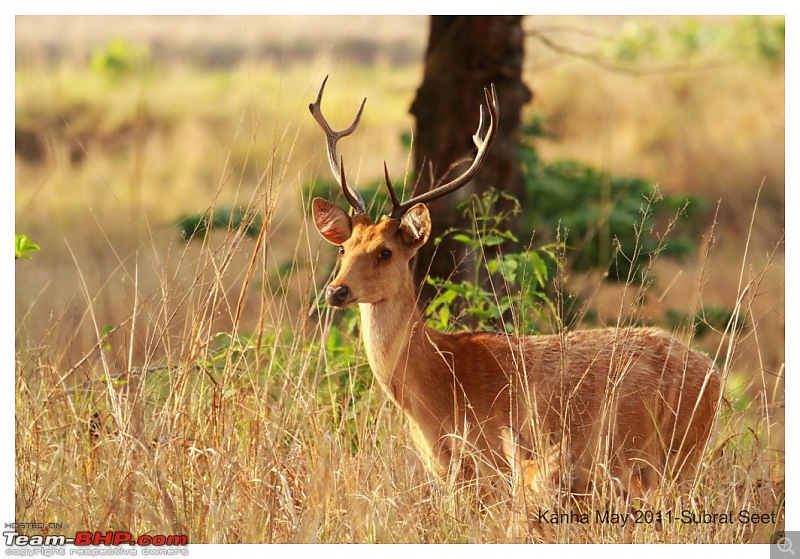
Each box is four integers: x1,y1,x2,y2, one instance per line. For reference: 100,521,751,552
358,281,426,395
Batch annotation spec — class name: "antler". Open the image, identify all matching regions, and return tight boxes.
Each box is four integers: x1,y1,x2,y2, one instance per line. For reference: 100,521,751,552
385,84,499,220
309,76,368,214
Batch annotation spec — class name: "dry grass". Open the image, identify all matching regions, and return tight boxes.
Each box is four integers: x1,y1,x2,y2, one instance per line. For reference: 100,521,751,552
13,180,785,543
14,16,784,544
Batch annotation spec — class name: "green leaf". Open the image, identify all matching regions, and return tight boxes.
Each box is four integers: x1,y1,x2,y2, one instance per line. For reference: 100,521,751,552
101,325,114,352
480,234,506,247
526,252,549,288
451,233,478,248
438,306,450,326
15,234,40,260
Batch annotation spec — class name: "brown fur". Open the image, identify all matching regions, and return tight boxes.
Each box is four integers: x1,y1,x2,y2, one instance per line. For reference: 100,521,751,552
313,201,721,500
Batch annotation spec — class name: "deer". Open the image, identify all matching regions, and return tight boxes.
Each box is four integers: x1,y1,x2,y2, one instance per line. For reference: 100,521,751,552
308,76,722,517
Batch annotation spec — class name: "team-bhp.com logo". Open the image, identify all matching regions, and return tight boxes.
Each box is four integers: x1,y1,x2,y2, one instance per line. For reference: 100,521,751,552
4,526,188,555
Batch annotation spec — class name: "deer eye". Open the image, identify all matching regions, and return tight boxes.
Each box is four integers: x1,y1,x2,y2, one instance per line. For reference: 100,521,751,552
378,249,393,261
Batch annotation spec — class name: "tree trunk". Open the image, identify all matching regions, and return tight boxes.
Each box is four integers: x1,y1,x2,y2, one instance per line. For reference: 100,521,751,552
410,16,532,305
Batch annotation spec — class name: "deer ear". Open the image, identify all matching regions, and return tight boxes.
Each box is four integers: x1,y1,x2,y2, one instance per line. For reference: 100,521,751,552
312,198,352,245
399,203,431,250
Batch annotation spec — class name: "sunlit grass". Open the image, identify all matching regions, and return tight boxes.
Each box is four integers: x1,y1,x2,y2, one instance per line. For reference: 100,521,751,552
14,176,784,542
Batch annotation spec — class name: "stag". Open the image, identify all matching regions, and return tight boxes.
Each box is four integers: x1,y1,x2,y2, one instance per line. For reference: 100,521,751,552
308,76,721,510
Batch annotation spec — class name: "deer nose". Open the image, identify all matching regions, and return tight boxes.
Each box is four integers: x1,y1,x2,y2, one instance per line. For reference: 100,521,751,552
326,285,350,307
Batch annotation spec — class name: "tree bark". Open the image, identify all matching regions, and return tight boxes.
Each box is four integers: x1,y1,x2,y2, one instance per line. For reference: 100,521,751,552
410,16,532,304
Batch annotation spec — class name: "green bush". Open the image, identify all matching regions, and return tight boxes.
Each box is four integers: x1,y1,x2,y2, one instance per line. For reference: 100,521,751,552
519,119,706,283
425,189,561,334
90,39,150,79
176,206,261,241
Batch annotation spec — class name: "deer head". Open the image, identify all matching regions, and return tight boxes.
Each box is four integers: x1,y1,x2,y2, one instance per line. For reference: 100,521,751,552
309,76,498,308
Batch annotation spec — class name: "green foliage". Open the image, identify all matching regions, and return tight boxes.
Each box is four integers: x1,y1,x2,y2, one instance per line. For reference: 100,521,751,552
425,189,560,334
317,307,376,455
200,332,257,375
669,19,705,58
15,234,40,260
601,21,659,63
731,16,785,63
519,121,705,283
90,39,150,79
599,16,784,65
724,371,755,413
322,307,362,371
176,206,261,241
101,325,114,353
516,113,745,337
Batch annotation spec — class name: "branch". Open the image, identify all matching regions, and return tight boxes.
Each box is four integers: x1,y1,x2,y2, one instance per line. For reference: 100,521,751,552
526,28,731,76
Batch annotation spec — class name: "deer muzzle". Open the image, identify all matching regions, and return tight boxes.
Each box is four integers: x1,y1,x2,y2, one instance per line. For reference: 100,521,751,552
326,284,351,307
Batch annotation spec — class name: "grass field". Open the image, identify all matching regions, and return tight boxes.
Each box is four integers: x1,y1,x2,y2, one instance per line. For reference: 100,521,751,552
14,16,784,544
